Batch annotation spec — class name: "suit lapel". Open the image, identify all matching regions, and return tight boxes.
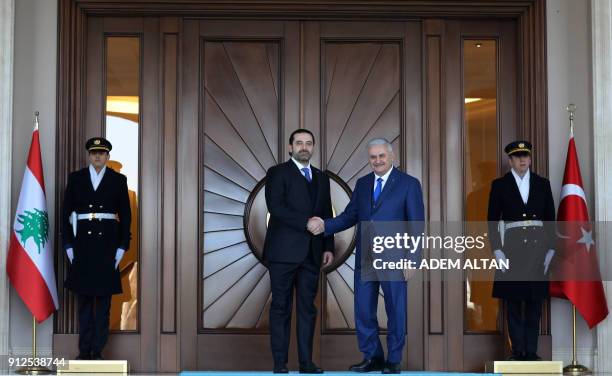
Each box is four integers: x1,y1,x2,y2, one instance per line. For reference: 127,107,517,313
362,173,374,218
372,168,399,214
96,167,110,193
526,171,536,208
506,172,527,208
83,167,96,193
288,160,312,209
312,167,322,209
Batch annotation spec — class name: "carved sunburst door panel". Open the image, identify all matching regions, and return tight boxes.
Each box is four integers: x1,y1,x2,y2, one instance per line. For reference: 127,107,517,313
202,41,280,330
322,42,402,330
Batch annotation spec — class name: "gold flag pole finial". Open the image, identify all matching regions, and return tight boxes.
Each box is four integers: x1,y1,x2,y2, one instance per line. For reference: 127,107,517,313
566,104,576,137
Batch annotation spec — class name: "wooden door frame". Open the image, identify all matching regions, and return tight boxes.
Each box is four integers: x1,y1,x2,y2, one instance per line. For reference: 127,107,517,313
56,1,548,372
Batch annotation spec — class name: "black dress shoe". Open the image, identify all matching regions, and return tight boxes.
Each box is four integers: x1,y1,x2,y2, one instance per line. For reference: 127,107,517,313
75,353,90,360
506,353,524,361
91,353,104,360
524,353,542,361
349,358,384,372
382,362,401,374
273,364,289,373
299,362,324,373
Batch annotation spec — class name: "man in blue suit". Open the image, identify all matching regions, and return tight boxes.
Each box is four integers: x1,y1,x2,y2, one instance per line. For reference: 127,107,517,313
308,138,424,374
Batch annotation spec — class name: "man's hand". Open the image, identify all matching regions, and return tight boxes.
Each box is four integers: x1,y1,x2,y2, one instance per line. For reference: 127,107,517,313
307,217,325,235
66,248,74,264
494,249,509,273
115,248,125,270
322,251,334,267
544,249,555,275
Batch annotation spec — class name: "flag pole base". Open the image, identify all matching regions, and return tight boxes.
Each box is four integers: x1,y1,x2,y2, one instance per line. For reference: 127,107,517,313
563,363,592,375
14,366,53,375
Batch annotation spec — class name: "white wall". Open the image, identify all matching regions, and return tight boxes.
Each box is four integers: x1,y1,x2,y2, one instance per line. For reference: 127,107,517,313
0,0,15,370
9,0,57,356
547,0,598,369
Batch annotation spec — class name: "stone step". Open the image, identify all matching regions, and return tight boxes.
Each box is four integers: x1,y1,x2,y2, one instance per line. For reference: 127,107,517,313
485,360,563,374
57,359,129,374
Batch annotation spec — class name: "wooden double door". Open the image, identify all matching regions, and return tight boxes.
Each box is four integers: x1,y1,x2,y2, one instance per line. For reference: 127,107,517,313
54,14,548,373
188,19,422,371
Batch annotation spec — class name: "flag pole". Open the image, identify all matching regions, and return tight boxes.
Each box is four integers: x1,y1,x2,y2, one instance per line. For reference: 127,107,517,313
561,104,590,375
563,306,591,374
14,112,52,375
15,317,52,375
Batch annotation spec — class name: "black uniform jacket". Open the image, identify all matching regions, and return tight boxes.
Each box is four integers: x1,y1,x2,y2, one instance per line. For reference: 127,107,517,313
487,171,556,300
263,160,334,265
61,167,131,296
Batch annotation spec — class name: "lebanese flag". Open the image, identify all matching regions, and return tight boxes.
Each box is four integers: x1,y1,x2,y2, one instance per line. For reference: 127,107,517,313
6,124,59,322
550,131,608,328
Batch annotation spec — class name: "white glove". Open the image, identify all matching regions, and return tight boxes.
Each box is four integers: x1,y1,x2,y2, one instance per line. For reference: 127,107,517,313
115,248,125,270
494,249,509,273
66,248,74,264
544,249,555,275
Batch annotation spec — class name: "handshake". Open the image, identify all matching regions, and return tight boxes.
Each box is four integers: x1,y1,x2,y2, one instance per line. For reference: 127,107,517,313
307,217,325,235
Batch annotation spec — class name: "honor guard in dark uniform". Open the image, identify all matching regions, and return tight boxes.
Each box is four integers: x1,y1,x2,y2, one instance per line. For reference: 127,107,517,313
487,141,556,361
61,137,131,360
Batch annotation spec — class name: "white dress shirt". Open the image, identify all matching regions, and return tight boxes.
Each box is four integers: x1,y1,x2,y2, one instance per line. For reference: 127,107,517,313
291,157,312,180
373,166,394,193
511,168,530,204
89,164,107,191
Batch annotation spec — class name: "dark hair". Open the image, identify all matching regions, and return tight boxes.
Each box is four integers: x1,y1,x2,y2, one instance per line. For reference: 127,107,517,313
288,129,315,145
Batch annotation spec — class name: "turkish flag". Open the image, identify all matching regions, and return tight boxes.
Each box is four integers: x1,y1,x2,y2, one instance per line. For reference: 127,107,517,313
550,133,608,328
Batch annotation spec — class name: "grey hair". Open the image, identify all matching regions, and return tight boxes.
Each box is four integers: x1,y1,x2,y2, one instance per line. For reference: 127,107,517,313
367,138,393,153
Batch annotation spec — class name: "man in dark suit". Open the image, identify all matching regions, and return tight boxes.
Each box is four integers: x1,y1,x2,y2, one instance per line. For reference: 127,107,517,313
487,141,556,361
309,138,425,374
263,129,335,374
61,137,131,360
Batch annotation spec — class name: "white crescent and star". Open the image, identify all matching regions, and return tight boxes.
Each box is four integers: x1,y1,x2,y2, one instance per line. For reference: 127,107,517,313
557,183,594,251
576,227,595,252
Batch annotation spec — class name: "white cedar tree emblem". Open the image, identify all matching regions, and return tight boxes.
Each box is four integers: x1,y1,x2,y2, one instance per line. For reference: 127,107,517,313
16,208,49,253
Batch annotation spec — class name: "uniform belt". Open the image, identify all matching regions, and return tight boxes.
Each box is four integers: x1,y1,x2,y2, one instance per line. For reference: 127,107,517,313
69,212,117,237
504,220,543,230
76,212,117,221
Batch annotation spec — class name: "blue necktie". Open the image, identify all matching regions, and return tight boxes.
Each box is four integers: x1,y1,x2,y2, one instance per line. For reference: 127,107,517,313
373,177,383,202
301,167,312,183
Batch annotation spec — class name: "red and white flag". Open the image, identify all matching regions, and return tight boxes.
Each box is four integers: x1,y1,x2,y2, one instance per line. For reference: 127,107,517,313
6,123,58,322
550,130,608,328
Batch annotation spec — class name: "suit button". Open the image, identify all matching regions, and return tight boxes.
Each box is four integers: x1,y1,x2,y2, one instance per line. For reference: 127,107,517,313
87,231,92,235
533,214,536,218
523,213,526,217
100,205,103,208
89,204,93,208
524,239,527,243
523,227,526,230
99,232,102,235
